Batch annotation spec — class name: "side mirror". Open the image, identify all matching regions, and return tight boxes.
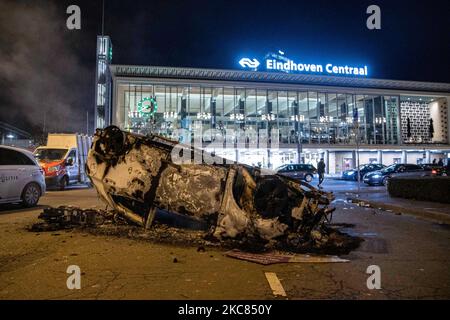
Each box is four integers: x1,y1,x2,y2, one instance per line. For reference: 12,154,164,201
66,158,74,166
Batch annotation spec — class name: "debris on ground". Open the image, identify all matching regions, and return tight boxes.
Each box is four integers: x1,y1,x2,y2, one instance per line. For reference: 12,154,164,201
224,249,349,265
197,246,206,253
30,206,361,255
30,206,112,232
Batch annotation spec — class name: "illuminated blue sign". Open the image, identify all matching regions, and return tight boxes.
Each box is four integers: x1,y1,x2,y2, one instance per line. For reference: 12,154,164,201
239,58,260,69
239,51,368,77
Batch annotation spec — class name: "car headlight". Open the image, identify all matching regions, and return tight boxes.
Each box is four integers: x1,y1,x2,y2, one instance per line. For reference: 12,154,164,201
372,174,381,178
48,165,60,173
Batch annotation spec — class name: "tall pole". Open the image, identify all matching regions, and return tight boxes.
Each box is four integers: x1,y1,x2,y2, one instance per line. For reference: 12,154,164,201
353,105,360,196
356,124,360,195
43,112,46,134
101,0,105,36
297,122,303,163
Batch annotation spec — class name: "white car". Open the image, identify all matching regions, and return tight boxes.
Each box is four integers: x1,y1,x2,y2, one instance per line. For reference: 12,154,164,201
0,145,46,207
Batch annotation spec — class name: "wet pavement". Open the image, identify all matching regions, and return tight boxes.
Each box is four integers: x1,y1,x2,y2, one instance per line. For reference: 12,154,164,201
0,185,449,299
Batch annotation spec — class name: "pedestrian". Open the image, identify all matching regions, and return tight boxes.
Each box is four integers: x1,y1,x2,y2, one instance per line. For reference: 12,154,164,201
317,158,325,188
432,159,437,165
437,158,444,166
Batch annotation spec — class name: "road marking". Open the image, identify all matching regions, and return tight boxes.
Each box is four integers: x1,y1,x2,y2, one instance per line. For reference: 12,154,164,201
264,272,287,297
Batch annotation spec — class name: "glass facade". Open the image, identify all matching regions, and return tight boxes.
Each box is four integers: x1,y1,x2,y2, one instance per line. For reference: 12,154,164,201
115,82,408,146
111,79,449,171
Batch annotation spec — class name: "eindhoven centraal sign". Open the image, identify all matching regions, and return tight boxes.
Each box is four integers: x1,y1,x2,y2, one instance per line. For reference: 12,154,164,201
239,51,368,77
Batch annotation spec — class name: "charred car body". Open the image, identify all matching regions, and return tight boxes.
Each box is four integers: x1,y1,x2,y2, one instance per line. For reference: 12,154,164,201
85,126,347,249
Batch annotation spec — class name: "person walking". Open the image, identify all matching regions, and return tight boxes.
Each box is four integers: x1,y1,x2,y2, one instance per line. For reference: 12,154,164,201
317,158,326,188
437,158,444,166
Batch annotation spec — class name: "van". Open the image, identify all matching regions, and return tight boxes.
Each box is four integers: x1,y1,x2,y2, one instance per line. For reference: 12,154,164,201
34,134,92,190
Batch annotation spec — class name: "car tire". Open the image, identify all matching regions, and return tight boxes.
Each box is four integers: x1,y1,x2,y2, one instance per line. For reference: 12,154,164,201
59,176,68,191
382,177,390,186
304,174,313,183
21,183,41,207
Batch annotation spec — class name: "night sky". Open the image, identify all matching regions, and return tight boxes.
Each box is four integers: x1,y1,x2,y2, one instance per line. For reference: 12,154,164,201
0,0,449,135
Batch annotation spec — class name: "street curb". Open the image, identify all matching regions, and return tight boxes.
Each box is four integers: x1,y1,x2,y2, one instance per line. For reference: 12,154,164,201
348,197,450,225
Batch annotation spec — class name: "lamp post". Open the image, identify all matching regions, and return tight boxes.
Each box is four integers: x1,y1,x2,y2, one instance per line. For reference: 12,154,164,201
352,108,361,196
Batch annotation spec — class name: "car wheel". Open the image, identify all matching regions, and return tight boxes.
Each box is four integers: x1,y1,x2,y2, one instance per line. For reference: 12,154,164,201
382,177,390,186
59,176,68,191
21,183,41,207
304,174,313,182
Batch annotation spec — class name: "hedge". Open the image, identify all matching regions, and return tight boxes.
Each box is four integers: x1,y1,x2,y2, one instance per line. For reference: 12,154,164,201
387,176,450,203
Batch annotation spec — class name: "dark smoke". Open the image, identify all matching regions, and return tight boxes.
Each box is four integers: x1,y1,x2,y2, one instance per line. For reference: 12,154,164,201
0,0,91,135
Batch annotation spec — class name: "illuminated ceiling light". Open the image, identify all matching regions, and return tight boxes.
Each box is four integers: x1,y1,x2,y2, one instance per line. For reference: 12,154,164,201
230,113,244,121
290,115,305,122
375,117,387,124
197,112,211,120
261,113,276,121
163,111,178,120
319,116,333,123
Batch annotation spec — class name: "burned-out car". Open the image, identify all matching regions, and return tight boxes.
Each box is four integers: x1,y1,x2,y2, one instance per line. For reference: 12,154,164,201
85,126,342,249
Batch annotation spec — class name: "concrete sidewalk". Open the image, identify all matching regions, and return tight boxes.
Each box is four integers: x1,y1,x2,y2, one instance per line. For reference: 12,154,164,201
346,191,450,224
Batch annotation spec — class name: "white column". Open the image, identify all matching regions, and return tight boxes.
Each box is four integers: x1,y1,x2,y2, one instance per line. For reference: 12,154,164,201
325,150,330,174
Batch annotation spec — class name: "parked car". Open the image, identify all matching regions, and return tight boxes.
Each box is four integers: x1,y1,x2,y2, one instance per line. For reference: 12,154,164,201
363,163,428,186
419,164,448,176
342,164,386,181
276,164,317,182
0,145,46,207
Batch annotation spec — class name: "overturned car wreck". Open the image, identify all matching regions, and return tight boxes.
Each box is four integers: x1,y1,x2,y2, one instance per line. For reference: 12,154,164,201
83,126,357,252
